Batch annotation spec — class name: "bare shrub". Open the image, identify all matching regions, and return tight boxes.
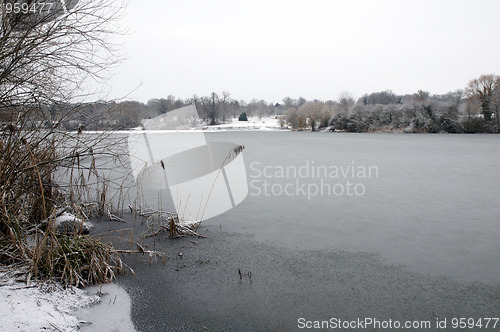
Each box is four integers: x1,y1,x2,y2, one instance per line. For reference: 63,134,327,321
0,0,130,286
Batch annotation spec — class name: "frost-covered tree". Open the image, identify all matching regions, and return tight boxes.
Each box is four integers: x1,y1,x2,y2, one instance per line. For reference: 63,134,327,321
465,74,500,122
338,91,355,113
298,102,325,131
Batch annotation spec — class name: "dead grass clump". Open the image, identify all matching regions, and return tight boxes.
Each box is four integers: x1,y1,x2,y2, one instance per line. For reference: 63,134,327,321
138,209,204,239
29,227,129,287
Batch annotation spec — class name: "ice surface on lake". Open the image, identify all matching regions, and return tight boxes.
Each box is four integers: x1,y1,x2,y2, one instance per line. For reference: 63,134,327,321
120,128,500,285
205,131,500,285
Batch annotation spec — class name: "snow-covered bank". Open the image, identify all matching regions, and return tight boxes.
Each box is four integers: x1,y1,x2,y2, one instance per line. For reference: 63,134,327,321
0,267,136,331
79,116,289,134
0,267,98,331
205,116,286,131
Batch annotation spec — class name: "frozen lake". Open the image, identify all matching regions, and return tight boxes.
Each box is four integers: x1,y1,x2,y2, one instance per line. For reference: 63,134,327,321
85,131,500,330
201,132,500,285
92,131,500,285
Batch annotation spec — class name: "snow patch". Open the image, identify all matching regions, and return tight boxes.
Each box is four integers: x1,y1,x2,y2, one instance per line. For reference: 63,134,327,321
54,212,92,234
40,208,92,235
78,284,137,332
0,268,136,331
206,116,286,131
0,269,99,331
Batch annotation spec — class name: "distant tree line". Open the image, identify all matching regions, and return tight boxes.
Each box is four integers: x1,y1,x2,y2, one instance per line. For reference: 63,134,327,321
282,74,500,133
38,91,279,130
8,74,498,133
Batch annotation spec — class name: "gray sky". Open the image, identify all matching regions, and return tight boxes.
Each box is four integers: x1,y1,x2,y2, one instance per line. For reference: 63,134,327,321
103,0,500,103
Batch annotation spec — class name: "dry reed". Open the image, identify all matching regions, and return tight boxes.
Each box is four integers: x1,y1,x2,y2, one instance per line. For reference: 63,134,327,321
0,127,133,287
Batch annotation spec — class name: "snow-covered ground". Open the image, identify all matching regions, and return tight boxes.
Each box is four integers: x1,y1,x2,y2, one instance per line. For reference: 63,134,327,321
0,267,136,332
82,116,289,133
205,116,286,131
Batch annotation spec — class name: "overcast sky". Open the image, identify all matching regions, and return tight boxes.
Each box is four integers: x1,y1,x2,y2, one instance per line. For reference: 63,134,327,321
103,0,500,103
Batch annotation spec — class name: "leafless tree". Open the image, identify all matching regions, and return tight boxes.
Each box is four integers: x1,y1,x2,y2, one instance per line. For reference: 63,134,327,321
0,0,126,221
198,92,220,125
412,90,430,103
465,74,500,122
1,0,124,112
282,97,296,108
298,101,330,131
0,0,130,283
338,91,355,113
221,91,231,123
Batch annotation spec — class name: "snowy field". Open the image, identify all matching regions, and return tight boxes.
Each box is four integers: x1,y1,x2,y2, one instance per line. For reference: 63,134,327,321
204,116,285,131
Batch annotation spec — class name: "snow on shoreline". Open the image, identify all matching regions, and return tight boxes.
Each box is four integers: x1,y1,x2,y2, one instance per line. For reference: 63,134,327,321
80,116,289,134
204,116,286,131
0,268,136,332
0,269,99,331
